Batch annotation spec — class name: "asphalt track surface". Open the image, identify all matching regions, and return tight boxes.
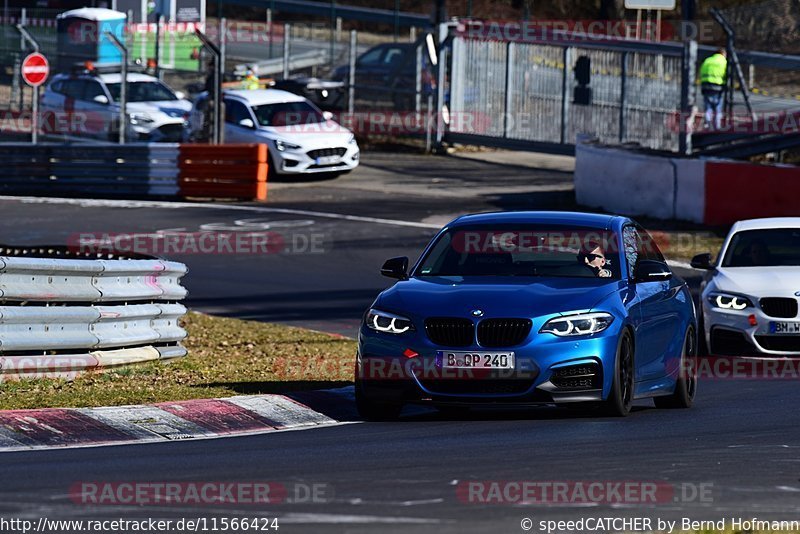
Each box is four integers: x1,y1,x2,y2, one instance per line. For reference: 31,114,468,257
1,152,798,533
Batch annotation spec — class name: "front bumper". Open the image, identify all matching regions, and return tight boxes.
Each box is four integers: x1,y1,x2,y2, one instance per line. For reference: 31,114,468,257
356,323,623,405
703,302,800,356
134,120,186,143
271,143,360,175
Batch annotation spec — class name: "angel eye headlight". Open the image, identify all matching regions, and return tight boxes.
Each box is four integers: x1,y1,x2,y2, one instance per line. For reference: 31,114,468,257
366,309,414,335
709,293,752,310
540,312,614,337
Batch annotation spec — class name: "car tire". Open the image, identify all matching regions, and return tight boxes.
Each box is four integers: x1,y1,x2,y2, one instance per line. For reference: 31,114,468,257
654,327,697,409
267,153,278,180
355,380,403,421
602,329,634,417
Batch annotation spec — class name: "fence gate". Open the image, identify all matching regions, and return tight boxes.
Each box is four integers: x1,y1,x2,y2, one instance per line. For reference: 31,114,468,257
446,23,691,153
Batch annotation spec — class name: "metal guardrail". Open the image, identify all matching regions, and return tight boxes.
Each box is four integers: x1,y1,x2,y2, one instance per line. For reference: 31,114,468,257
0,250,189,380
234,50,329,77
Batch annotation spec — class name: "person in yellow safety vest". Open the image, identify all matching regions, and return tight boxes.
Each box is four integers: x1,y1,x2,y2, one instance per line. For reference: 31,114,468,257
242,65,260,90
699,48,727,130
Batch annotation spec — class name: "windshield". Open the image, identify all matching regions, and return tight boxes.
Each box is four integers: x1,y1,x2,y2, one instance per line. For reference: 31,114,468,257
106,81,177,102
415,225,621,279
252,101,325,127
722,228,800,267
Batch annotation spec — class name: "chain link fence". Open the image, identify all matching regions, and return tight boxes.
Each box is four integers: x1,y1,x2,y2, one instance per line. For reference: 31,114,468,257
449,33,685,151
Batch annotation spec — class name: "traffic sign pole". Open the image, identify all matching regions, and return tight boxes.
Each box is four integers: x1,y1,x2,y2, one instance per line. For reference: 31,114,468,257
16,26,45,145
20,52,48,145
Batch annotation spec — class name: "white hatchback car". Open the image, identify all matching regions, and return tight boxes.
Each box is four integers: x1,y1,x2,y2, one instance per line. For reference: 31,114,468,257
41,71,191,142
692,218,800,356
186,89,359,177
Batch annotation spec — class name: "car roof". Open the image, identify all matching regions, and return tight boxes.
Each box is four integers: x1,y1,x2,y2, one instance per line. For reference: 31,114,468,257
224,89,306,106
52,72,159,84
368,42,414,50
447,211,621,230
96,72,159,83
730,217,800,232
57,7,125,21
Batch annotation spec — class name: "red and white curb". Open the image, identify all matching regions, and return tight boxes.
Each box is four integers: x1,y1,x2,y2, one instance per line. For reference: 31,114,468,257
0,390,354,452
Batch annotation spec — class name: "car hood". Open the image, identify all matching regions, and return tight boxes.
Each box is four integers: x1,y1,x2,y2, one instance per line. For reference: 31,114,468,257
125,99,192,119
258,122,354,145
375,276,621,319
712,267,800,297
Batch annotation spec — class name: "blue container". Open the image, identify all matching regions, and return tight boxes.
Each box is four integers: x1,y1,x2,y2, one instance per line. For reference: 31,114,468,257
56,8,127,72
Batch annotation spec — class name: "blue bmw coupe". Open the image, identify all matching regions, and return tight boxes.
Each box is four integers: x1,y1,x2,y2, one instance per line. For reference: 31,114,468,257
356,211,698,419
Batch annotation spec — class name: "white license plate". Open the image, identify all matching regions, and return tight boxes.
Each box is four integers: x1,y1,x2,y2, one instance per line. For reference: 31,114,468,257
769,321,800,334
440,351,515,369
315,155,340,165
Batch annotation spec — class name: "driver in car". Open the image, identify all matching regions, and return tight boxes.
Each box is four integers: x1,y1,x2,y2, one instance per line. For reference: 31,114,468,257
579,241,612,278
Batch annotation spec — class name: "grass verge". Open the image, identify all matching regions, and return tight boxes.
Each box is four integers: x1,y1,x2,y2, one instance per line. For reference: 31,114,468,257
0,312,356,411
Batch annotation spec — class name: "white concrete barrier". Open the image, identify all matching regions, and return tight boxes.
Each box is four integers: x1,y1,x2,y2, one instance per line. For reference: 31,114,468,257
575,140,709,223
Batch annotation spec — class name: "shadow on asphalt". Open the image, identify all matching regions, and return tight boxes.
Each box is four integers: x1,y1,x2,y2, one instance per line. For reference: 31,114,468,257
269,171,343,184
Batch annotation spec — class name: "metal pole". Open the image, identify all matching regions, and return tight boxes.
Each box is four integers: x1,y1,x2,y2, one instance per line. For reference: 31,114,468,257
618,51,627,143
283,23,291,78
195,28,221,144
154,13,162,78
19,8,25,53
679,40,697,155
426,94,433,153
503,41,513,138
220,17,226,78
106,31,128,144
15,23,39,144
32,85,38,144
560,47,571,144
266,9,273,59
656,10,662,41
18,8,25,112
435,45,447,146
348,29,356,116
414,42,422,115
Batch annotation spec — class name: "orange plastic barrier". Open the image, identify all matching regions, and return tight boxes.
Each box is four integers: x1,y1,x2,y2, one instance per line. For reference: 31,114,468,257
178,144,268,201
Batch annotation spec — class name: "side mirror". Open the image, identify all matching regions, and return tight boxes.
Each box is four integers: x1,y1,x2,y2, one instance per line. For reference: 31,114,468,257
634,260,672,283
174,90,186,100
690,253,713,270
238,118,255,128
322,110,334,121
93,95,109,105
381,256,408,280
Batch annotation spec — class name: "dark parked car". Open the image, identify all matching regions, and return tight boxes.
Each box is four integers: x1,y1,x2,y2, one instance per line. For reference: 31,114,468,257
331,42,436,110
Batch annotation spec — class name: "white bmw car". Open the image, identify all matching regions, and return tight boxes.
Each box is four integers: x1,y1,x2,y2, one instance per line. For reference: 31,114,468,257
692,218,800,356
186,89,359,177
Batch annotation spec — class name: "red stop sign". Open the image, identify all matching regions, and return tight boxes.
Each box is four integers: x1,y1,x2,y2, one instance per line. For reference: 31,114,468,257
21,52,49,87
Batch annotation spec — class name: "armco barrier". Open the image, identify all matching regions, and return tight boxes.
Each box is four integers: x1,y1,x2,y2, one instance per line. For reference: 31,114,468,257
0,143,268,201
575,141,800,226
0,248,189,381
